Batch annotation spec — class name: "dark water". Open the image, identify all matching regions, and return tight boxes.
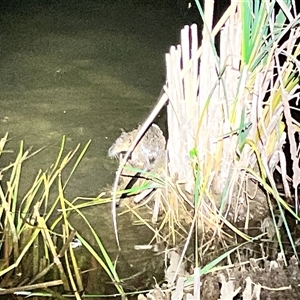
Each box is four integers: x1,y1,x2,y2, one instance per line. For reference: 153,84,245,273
0,1,188,194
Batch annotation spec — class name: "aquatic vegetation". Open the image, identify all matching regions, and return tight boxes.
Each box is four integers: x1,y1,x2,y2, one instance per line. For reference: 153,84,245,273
0,135,124,298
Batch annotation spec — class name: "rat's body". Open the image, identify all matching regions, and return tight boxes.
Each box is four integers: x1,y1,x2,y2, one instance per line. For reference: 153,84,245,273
108,123,166,170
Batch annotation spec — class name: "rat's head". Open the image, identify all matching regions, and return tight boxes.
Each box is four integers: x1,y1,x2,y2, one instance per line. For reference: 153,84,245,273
108,128,137,159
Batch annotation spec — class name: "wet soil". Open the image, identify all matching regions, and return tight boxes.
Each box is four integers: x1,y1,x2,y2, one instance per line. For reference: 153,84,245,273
139,244,300,300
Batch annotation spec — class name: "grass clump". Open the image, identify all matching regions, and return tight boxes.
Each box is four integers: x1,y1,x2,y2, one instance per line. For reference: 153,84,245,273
0,135,124,298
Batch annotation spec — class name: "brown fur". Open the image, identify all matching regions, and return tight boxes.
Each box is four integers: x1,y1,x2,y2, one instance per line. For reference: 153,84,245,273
108,124,166,170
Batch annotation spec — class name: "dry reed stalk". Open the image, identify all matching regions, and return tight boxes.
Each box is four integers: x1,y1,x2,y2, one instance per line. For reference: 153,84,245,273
165,2,234,194
216,3,242,195
166,24,200,193
162,0,232,246
164,0,283,225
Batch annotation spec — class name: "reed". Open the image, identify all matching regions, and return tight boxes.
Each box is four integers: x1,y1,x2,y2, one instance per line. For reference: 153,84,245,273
177,0,299,297
116,0,300,298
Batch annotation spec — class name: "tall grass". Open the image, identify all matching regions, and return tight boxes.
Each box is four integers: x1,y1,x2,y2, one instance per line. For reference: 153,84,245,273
0,135,124,298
